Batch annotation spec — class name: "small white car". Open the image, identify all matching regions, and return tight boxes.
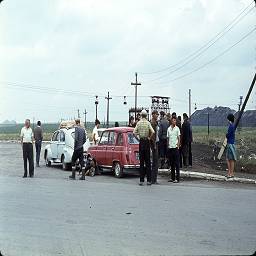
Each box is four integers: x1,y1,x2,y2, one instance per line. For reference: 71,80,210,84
44,128,90,170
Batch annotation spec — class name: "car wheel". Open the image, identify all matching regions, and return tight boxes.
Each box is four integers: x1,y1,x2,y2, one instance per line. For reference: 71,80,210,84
114,162,123,178
89,166,96,177
44,151,51,167
61,155,72,171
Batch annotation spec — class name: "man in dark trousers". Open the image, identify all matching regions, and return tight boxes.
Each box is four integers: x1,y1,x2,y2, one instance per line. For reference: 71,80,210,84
150,110,159,184
34,120,43,167
181,113,193,168
158,111,169,168
69,119,87,180
134,109,155,186
167,116,181,183
20,119,34,178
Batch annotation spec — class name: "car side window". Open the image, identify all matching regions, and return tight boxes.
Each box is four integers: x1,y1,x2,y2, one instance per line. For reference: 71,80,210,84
52,131,59,141
108,132,116,145
99,131,109,145
60,131,65,142
116,133,123,146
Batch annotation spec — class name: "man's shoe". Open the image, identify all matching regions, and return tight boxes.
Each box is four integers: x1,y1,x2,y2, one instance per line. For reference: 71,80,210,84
79,177,85,180
168,179,174,182
139,182,144,186
69,175,75,180
147,182,152,186
173,180,178,183
22,175,27,178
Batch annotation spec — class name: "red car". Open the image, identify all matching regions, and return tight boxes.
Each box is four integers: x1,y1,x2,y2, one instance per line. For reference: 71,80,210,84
88,127,140,178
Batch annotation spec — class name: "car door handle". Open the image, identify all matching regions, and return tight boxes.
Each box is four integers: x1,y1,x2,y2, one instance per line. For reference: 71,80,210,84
111,147,114,150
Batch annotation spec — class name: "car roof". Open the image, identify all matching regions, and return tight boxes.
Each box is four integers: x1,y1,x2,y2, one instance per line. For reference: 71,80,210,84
103,127,134,133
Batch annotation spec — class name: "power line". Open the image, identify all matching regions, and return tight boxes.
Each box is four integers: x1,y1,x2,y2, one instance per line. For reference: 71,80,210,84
153,27,256,85
143,5,255,83
138,1,255,76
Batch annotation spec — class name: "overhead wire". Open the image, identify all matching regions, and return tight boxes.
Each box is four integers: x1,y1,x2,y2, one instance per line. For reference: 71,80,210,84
138,1,255,76
142,5,255,82
152,27,256,85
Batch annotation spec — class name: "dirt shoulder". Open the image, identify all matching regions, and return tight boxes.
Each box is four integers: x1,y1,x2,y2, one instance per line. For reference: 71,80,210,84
191,142,256,180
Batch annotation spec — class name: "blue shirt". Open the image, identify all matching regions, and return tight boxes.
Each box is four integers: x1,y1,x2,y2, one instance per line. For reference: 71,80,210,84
226,123,235,144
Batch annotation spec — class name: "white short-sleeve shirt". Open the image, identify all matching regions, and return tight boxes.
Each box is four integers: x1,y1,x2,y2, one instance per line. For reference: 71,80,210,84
167,125,180,148
92,126,99,144
20,127,33,143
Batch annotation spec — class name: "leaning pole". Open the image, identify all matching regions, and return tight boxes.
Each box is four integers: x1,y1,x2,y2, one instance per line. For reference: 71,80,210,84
217,72,256,160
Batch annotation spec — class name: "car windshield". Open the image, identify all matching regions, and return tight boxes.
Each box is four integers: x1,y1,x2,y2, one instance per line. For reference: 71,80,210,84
127,132,139,145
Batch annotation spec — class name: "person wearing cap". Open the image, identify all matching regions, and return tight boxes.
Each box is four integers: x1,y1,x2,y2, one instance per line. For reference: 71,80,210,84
226,113,236,178
134,109,155,186
150,110,159,184
69,119,87,180
158,111,169,168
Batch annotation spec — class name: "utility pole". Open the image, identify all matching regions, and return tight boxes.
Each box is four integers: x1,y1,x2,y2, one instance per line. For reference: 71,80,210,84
95,96,99,120
189,89,191,118
218,73,256,160
77,109,81,119
83,109,88,128
131,72,141,119
105,91,112,128
238,96,243,132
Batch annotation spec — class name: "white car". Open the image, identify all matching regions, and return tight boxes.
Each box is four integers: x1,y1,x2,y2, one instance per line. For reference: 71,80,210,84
44,128,90,170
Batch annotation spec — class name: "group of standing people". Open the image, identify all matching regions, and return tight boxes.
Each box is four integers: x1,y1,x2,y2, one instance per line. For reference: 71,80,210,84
133,110,193,185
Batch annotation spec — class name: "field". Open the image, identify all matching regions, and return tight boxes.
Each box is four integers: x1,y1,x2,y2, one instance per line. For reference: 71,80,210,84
0,123,255,173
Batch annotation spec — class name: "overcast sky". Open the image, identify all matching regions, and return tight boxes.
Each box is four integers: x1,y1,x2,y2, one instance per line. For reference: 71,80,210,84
0,0,255,123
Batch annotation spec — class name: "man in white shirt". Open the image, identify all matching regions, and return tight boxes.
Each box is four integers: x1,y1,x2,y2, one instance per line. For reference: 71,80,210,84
20,119,34,178
92,119,100,145
167,116,181,183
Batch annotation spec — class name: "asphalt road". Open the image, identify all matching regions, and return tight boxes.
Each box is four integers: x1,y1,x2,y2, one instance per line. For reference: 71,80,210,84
0,142,256,256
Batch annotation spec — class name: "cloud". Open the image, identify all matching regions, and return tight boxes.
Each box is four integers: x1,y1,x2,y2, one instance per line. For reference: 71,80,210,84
0,0,254,122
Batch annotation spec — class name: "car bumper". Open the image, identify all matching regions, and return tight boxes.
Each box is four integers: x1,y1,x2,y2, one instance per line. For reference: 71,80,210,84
123,164,140,169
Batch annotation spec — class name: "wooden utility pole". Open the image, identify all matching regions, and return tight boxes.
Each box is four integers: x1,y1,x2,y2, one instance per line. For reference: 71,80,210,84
218,73,256,160
131,73,141,119
105,91,112,128
83,109,88,128
189,89,191,118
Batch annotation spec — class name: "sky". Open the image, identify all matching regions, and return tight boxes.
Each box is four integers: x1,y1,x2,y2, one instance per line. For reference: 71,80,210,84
0,0,255,123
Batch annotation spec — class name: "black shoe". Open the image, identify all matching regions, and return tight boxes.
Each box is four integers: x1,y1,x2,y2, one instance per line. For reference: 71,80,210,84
79,177,85,180
69,175,75,180
29,175,34,178
139,182,144,186
23,175,27,178
147,182,152,186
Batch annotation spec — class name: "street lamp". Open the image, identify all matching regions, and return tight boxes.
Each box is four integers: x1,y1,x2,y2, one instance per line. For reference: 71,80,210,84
123,96,127,105
95,96,99,120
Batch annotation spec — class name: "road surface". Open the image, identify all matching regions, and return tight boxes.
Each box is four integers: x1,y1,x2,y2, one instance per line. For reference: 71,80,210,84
0,142,255,256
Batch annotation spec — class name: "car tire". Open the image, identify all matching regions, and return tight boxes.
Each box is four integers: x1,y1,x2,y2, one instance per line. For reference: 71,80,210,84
44,150,51,167
89,166,96,177
114,162,123,178
61,155,72,171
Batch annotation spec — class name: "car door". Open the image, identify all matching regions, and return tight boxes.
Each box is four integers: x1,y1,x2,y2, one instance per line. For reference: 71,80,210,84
96,131,109,166
113,132,125,165
57,130,66,160
50,131,59,159
105,131,117,166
